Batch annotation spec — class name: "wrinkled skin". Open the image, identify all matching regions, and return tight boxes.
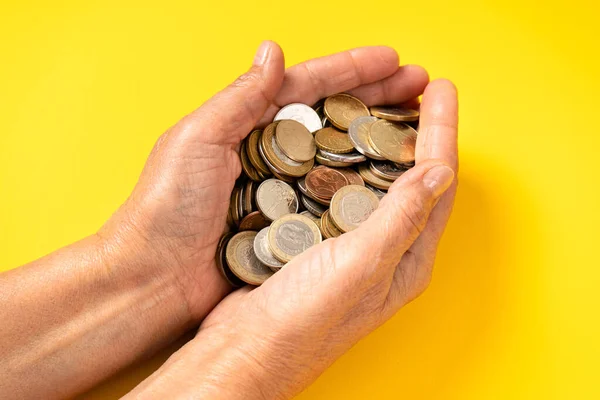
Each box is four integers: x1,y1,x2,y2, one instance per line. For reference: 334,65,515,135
112,41,458,399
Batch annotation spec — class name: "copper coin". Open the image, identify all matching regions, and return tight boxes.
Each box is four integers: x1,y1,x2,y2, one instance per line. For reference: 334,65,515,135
216,233,245,287
226,231,273,286
315,127,355,154
305,167,349,200
256,179,299,221
314,153,354,168
297,175,331,206
274,103,323,133
358,164,393,190
370,106,420,122
348,116,386,160
330,185,380,233
239,211,270,231
268,214,322,263
317,149,366,163
300,194,327,217
337,168,364,186
275,119,316,162
369,160,407,181
261,122,314,177
240,141,262,182
324,93,370,131
368,120,417,164
246,130,272,176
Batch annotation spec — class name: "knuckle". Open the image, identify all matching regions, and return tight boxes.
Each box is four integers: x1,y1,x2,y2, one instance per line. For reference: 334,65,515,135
231,70,262,90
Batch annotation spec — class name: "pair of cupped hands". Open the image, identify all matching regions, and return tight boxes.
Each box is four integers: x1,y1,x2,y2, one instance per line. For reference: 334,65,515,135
104,41,458,398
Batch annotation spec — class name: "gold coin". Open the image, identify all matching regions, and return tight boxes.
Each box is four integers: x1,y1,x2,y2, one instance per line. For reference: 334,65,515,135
275,119,317,162
321,209,342,238
226,231,273,285
262,122,314,177
246,130,272,176
257,136,296,183
230,186,242,227
370,106,420,122
240,141,262,182
267,214,322,263
324,93,370,131
358,164,393,190
368,120,417,164
330,185,379,233
256,179,299,221
243,180,255,216
216,233,245,287
315,127,355,154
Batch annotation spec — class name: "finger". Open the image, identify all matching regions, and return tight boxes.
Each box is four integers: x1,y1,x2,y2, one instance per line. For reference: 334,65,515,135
178,41,286,145
347,64,429,106
256,46,400,126
387,79,459,306
332,160,455,284
416,79,459,170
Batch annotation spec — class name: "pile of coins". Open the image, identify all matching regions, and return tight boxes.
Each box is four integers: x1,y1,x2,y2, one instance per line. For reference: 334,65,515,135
217,93,419,286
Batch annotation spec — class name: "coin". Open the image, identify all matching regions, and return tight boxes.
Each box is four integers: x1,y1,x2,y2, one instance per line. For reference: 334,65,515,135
240,141,262,182
268,214,322,262
305,166,348,199
262,122,314,177
321,209,342,238
247,130,272,176
257,137,297,183
365,183,387,200
274,103,323,133
226,231,273,285
315,127,355,154
253,227,285,269
369,160,407,181
370,106,420,122
357,163,393,190
297,174,331,206
318,149,366,163
330,185,379,233
237,182,245,220
256,179,299,221
300,194,327,217
216,233,245,287
230,186,242,227
275,119,316,162
337,168,364,186
243,180,254,216
348,116,386,160
324,93,370,131
368,120,417,164
300,210,321,224
239,211,270,231
315,153,355,168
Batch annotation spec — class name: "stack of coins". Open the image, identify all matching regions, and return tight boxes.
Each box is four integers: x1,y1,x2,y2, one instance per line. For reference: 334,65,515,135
217,93,419,286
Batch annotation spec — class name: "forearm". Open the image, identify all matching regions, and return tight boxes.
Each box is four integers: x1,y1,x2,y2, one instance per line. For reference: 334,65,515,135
0,233,193,399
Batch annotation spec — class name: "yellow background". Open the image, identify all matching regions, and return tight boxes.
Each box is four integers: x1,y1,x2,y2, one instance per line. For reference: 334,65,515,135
1,0,599,398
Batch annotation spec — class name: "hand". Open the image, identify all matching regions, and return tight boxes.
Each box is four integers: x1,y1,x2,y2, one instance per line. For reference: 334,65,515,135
98,41,431,322
122,43,458,399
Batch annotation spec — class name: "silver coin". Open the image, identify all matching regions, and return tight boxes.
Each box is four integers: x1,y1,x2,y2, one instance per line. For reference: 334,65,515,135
301,194,327,217
364,183,387,200
369,160,407,181
318,149,366,163
300,210,321,223
256,179,299,221
274,103,323,133
348,116,386,160
253,227,285,269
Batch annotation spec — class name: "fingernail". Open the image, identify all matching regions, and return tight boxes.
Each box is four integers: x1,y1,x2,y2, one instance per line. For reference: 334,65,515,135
423,165,455,198
253,41,271,66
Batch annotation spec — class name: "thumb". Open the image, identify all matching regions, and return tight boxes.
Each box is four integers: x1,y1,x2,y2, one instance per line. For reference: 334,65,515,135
338,160,455,273
178,41,285,145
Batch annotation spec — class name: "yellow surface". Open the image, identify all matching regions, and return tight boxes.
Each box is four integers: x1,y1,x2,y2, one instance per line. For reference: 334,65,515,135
1,0,599,398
